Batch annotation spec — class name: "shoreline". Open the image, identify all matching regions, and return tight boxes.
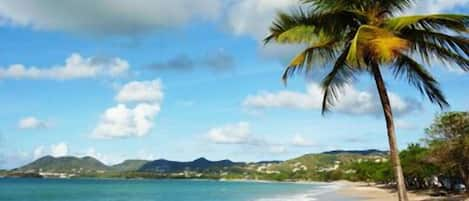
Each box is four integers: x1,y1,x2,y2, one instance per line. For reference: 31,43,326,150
3,177,467,200
334,181,468,201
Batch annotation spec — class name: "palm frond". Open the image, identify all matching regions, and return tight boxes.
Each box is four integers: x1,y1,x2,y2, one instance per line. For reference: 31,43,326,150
302,0,413,14
347,25,408,67
264,9,316,44
409,38,469,71
265,8,365,45
426,43,469,71
320,45,355,114
273,25,318,44
375,0,414,13
400,29,469,58
393,54,449,108
282,39,339,83
384,14,469,32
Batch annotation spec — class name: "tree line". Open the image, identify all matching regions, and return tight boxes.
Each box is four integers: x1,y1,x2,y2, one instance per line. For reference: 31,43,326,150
335,112,468,192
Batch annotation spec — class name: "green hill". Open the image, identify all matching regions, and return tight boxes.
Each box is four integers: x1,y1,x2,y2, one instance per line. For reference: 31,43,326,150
111,160,149,171
17,156,109,173
247,150,388,181
10,149,388,181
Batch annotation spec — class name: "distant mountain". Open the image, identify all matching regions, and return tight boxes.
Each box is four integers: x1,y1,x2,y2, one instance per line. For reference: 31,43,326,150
111,160,149,171
139,157,243,173
321,149,388,156
254,160,283,164
12,149,388,177
17,156,109,173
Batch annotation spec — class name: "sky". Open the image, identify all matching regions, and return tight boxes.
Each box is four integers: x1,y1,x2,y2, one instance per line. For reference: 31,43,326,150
0,0,468,169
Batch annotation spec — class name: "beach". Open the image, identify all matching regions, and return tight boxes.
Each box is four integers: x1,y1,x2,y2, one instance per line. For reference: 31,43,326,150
336,181,468,201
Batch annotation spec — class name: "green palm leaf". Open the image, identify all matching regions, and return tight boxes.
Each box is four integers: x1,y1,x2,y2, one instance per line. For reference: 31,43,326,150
393,54,448,108
384,14,469,32
320,45,355,114
282,39,339,83
400,29,469,57
265,8,365,45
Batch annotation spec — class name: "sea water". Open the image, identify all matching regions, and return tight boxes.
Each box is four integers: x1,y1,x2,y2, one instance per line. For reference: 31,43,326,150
0,178,350,201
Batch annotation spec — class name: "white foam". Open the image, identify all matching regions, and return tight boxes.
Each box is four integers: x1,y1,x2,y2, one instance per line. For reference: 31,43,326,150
254,183,340,201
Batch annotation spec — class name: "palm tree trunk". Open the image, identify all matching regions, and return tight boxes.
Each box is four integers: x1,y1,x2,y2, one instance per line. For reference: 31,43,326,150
371,62,409,201
458,166,469,188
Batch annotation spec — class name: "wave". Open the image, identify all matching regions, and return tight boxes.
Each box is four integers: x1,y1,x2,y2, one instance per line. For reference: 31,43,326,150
254,183,341,201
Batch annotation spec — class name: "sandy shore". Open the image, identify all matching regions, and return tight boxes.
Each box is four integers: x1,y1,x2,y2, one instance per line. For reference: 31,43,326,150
336,181,467,201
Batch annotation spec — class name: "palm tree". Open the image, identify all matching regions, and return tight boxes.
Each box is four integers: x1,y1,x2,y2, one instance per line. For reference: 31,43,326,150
264,0,468,200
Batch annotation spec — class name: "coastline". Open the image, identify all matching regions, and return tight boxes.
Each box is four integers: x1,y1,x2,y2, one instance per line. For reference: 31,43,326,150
3,177,467,200
335,181,468,201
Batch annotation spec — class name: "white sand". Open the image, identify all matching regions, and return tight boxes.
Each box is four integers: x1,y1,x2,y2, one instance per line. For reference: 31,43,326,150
335,181,467,201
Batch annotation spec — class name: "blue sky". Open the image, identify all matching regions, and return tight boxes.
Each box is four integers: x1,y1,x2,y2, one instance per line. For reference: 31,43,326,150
0,0,468,169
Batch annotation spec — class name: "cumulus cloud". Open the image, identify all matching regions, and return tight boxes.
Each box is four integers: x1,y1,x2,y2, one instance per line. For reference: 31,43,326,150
0,53,128,80
115,80,163,103
243,83,421,117
91,79,163,139
91,103,160,139
51,142,68,157
33,142,69,159
0,0,221,36
18,116,49,129
148,50,235,72
405,0,469,14
291,134,315,147
79,148,124,165
207,122,252,144
224,0,306,62
226,0,298,39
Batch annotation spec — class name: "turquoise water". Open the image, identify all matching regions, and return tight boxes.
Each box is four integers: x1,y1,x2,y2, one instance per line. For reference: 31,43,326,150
0,178,344,201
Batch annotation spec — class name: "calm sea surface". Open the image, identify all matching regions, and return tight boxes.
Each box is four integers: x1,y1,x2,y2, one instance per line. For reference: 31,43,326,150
0,178,347,201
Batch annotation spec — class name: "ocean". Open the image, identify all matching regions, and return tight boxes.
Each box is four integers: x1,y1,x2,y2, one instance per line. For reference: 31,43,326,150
0,178,355,201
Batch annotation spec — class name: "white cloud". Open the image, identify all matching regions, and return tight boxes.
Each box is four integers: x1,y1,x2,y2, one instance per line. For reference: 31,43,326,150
291,134,314,147
50,142,68,157
226,0,297,39
91,103,160,139
0,53,128,80
33,142,69,159
81,148,123,165
243,83,420,117
225,0,302,61
91,79,163,139
207,122,252,144
0,0,221,36
406,0,469,14
18,116,48,129
115,80,163,103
